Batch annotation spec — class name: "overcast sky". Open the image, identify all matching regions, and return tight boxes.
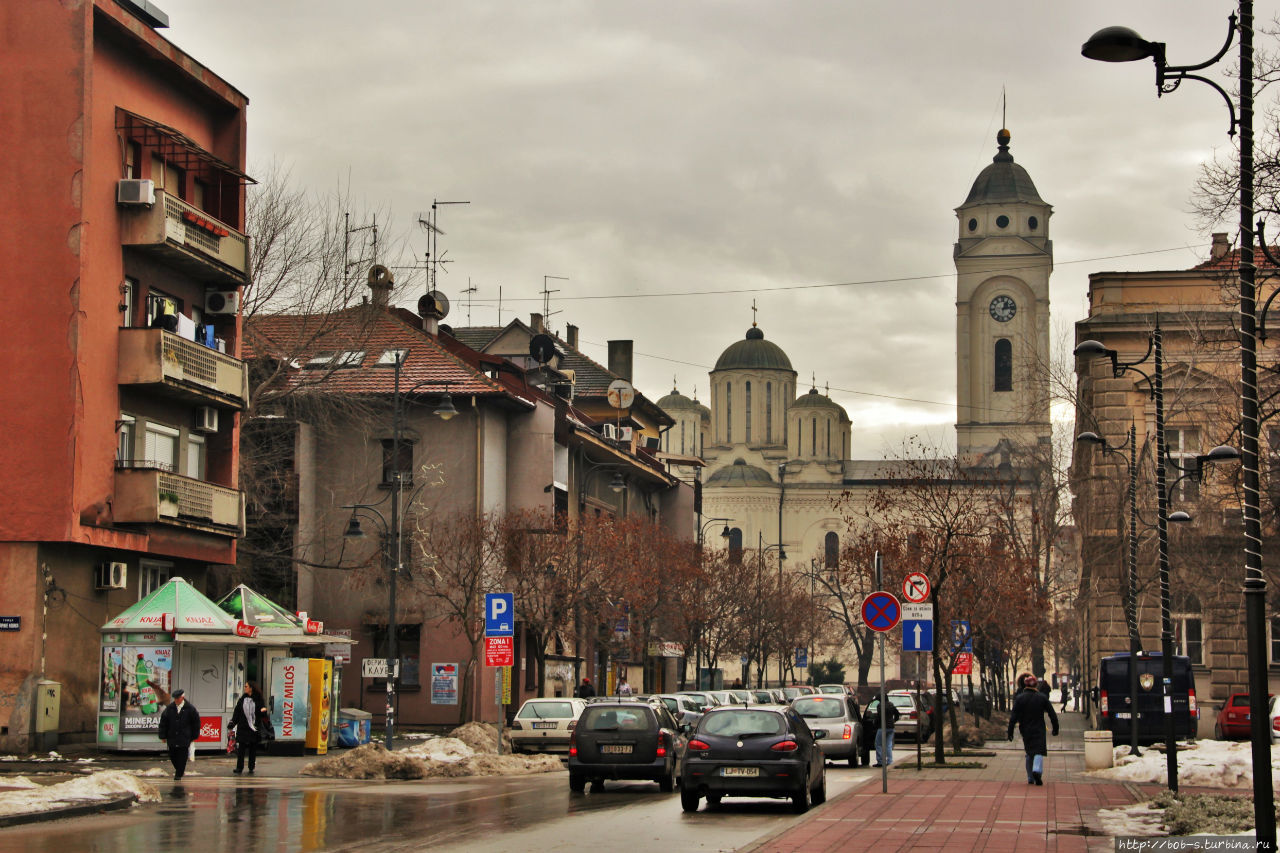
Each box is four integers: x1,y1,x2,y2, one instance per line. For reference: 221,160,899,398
158,0,1251,457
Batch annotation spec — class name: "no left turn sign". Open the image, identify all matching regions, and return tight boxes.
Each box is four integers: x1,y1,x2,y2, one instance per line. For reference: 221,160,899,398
902,572,931,603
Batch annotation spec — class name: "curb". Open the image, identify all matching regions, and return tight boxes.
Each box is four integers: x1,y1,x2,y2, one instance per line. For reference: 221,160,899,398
0,793,137,828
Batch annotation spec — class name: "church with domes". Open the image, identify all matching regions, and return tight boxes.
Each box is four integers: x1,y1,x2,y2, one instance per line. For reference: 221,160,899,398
657,128,1055,683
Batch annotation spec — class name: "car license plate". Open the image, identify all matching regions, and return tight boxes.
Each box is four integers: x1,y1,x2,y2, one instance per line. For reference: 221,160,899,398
533,722,557,729
601,744,632,755
1115,712,1133,719
722,766,759,777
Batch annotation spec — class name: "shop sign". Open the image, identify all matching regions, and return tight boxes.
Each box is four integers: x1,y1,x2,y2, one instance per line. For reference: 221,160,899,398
325,629,352,664
126,633,169,643
645,642,684,658
197,716,223,744
0,616,20,631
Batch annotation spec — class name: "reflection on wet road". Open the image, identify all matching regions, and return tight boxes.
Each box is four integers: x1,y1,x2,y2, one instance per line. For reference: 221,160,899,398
0,767,868,853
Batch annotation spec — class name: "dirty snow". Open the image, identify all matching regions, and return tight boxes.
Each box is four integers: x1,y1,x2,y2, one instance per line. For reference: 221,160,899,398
0,752,65,763
300,724,560,780
1087,739,1280,788
0,770,159,817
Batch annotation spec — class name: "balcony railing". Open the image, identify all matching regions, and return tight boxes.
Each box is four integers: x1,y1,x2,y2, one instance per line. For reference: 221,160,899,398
114,466,244,536
119,190,248,286
119,328,247,409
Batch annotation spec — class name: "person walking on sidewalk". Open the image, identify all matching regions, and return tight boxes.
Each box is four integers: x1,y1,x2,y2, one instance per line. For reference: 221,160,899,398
1008,675,1058,785
864,695,900,767
230,681,267,775
158,688,201,780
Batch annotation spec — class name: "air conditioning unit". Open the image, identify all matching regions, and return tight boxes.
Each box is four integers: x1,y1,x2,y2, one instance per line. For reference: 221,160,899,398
619,426,634,443
117,179,155,206
204,290,240,315
195,406,219,433
95,562,128,591
602,424,618,440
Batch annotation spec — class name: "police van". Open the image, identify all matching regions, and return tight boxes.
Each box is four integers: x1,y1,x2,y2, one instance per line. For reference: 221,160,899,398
1095,652,1199,744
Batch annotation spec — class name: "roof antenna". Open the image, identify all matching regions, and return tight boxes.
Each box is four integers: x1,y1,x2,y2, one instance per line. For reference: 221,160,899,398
542,275,568,329
462,278,477,325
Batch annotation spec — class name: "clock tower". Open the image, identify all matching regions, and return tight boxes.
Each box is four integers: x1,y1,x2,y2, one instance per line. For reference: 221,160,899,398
954,128,1052,468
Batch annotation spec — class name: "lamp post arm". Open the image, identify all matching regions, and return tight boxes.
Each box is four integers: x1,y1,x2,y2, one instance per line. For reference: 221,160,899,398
1154,14,1240,134
1254,219,1280,342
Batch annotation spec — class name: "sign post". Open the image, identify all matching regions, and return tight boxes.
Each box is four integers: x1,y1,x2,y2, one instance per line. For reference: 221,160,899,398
484,592,515,740
862,554,901,793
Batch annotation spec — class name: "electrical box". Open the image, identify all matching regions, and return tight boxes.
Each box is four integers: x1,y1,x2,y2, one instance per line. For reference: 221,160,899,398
35,680,60,733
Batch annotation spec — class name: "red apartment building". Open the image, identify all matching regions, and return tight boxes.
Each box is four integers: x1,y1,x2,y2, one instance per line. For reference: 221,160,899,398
0,1,249,750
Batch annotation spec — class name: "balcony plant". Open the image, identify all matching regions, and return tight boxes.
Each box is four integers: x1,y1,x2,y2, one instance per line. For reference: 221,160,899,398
158,489,180,517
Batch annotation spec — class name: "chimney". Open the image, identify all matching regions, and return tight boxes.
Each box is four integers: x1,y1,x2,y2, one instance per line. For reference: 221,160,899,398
1211,232,1230,260
530,313,544,333
566,324,579,350
608,340,633,382
367,265,393,309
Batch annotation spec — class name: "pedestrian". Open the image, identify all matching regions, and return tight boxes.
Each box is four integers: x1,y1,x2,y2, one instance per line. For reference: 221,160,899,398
229,681,267,775
575,676,596,699
158,688,201,780
1007,675,1059,785
617,676,632,696
863,695,900,767
1060,682,1071,713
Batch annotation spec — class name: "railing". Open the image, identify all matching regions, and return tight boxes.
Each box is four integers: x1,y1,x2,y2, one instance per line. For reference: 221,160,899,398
114,466,244,536
119,190,247,285
118,328,246,408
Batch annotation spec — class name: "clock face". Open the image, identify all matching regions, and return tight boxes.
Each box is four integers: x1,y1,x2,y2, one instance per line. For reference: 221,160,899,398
989,295,1016,322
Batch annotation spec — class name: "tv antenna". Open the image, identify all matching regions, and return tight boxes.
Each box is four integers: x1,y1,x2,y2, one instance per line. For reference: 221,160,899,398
462,279,478,325
542,275,568,327
418,199,470,294
344,213,378,279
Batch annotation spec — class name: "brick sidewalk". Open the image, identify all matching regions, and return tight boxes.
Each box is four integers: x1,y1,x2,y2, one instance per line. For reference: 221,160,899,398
742,709,1159,852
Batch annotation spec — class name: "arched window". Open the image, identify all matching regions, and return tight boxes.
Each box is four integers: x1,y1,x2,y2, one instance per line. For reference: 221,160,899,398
994,338,1013,392
811,418,817,457
745,382,752,443
728,528,743,564
826,420,831,456
824,532,839,572
679,420,685,455
726,383,733,442
766,382,773,444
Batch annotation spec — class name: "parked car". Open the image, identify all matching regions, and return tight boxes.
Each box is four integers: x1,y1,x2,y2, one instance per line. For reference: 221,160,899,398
677,691,720,712
652,693,705,728
863,691,931,748
680,705,827,813
817,684,850,696
750,689,775,704
1096,652,1199,745
509,697,588,754
707,690,745,707
792,694,862,766
727,689,758,705
568,701,687,793
1215,692,1271,740
1268,695,1280,744
781,685,817,701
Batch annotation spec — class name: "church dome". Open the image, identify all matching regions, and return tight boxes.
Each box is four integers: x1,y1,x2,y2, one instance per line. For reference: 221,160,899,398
657,386,697,410
962,129,1043,206
713,326,794,372
790,387,851,422
706,457,776,487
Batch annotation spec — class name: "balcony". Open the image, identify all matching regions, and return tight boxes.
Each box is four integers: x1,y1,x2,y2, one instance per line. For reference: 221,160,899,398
119,190,248,287
115,467,245,537
119,328,247,409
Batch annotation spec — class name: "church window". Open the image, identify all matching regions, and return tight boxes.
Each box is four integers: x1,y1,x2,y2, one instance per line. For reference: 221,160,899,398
766,383,773,444
996,214,1009,228
728,528,743,564
680,421,685,455
726,384,732,442
824,532,839,572
826,420,831,456
1029,215,1039,230
811,418,817,457
745,382,752,443
968,218,977,232
994,339,1012,392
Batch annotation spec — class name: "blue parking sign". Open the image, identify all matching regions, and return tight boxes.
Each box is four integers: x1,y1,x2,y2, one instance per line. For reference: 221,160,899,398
485,593,514,637
951,620,972,653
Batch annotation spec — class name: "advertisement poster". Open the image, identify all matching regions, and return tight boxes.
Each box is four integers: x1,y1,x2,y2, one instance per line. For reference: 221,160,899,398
270,657,310,742
98,716,118,743
225,648,245,710
122,645,172,732
431,663,458,705
100,647,122,712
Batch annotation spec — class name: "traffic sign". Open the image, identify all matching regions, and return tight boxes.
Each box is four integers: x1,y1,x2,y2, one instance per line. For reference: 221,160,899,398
952,651,973,675
795,647,808,667
902,572,931,603
485,592,514,637
951,620,972,653
902,603,932,620
902,618,933,652
484,636,514,667
861,591,902,632
361,658,400,679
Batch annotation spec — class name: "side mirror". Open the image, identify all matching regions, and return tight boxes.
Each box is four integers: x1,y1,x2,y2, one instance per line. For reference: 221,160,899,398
680,723,692,735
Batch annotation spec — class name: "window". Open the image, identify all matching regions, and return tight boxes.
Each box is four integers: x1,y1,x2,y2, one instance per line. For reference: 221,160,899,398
728,528,743,564
369,623,421,687
811,418,817,457
1166,428,1201,502
117,414,135,466
186,434,206,480
726,384,732,443
143,423,179,471
745,382,752,443
121,278,136,327
1174,615,1203,665
994,339,1012,392
766,383,773,444
824,532,839,573
381,439,414,486
124,141,141,179
377,349,408,366
139,561,171,600
335,350,366,368
679,420,685,455
826,420,831,456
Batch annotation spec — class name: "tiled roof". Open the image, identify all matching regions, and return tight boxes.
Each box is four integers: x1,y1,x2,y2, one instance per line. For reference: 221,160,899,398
246,308,509,398
1192,247,1280,272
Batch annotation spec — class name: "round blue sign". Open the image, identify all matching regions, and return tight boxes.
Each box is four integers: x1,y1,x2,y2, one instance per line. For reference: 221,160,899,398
861,591,902,633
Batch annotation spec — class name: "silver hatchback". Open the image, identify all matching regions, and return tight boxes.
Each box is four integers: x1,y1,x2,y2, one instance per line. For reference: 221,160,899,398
791,694,863,766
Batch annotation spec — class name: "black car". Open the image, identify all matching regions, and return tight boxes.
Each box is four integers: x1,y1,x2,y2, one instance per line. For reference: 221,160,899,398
567,700,687,793
680,705,827,813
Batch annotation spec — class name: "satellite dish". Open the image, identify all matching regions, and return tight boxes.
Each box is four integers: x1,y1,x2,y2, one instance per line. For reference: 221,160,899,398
418,290,450,320
607,379,635,410
529,333,556,365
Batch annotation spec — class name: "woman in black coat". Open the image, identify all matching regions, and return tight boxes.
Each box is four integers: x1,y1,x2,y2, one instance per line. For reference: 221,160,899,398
230,681,268,774
1007,675,1059,784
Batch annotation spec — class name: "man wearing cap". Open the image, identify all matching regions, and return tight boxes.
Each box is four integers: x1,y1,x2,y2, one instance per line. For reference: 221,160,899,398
158,688,202,780
1007,674,1058,785
575,677,596,699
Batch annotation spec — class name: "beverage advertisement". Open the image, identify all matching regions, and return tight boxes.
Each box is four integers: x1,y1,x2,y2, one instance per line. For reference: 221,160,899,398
269,657,311,742
305,658,333,753
431,663,458,705
122,645,172,732
100,647,122,712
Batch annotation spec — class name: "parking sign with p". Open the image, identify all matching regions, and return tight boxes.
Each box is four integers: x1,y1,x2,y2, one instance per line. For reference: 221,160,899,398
485,592,514,637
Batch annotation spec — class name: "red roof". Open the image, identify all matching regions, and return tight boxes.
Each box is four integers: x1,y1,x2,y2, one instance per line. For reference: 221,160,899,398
1192,246,1280,272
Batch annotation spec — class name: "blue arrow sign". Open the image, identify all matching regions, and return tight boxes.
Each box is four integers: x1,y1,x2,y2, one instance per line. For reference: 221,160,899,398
485,592,514,637
903,619,933,652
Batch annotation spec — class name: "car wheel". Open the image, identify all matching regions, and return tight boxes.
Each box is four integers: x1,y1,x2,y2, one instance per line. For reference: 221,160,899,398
812,768,827,806
569,772,586,793
681,787,700,812
1214,723,1224,740
658,761,675,793
791,773,812,814
849,750,858,768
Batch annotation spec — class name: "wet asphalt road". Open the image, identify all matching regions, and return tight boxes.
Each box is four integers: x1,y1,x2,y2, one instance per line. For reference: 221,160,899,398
0,766,871,852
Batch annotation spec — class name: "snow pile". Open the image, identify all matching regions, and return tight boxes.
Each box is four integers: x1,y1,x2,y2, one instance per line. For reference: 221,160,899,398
449,722,510,754
0,777,41,791
0,752,65,763
1097,802,1169,837
1087,740,1274,788
402,737,474,763
300,739,562,780
0,770,159,817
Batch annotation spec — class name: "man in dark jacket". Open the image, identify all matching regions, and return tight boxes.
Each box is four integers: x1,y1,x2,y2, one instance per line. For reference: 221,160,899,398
864,695,901,767
1008,675,1059,785
575,677,596,699
158,688,202,780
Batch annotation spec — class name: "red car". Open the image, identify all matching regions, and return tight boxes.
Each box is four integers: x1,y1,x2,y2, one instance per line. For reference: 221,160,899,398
1215,693,1271,740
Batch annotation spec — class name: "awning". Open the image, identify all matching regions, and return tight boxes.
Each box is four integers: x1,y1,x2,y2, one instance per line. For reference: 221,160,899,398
116,109,256,184
174,633,267,646
173,632,355,646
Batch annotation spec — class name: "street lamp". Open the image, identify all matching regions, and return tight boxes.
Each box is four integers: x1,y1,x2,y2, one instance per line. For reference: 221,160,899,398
342,352,460,748
762,540,787,684
698,517,732,548
1083,4,1273,840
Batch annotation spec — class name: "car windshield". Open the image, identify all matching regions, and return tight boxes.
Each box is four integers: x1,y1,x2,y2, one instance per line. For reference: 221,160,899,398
658,697,679,712
818,685,843,694
516,701,574,720
701,710,785,737
752,691,772,703
582,707,649,731
793,697,844,718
